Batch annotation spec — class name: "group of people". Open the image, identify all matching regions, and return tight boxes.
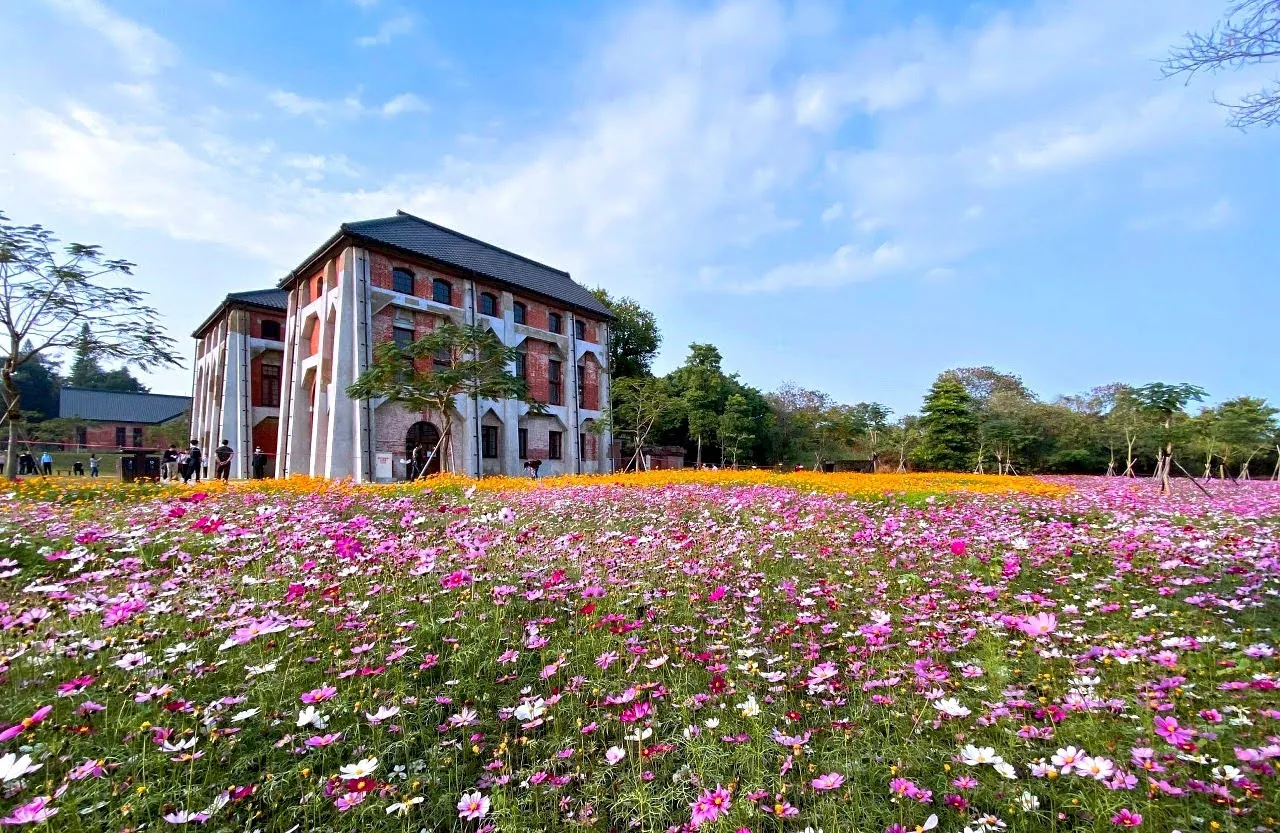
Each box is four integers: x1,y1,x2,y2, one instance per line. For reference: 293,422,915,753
158,440,272,482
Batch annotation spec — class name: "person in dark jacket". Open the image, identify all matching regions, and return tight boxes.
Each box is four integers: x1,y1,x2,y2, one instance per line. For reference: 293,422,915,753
183,440,202,484
251,447,269,479
213,440,234,480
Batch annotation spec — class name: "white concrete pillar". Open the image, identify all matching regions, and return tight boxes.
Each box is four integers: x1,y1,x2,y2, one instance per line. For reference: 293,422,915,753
325,250,356,479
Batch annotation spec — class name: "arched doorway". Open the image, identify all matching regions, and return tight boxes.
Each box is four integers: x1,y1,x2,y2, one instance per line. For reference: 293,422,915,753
405,421,442,477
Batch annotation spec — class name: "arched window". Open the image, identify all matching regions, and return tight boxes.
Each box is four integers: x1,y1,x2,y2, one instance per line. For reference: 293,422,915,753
260,320,281,341
432,279,452,305
392,268,415,295
479,292,498,317
512,302,526,325
547,312,563,334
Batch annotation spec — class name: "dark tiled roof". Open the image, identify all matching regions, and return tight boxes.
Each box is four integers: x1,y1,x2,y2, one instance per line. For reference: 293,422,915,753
339,212,613,319
226,288,288,311
193,288,288,337
59,388,190,424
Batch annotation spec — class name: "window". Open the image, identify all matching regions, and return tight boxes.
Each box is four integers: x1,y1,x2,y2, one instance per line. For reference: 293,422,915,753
261,363,282,407
393,268,415,295
548,430,563,460
393,326,414,351
547,312,562,334
432,279,452,305
513,302,526,325
580,432,589,461
518,428,528,459
479,292,498,317
548,360,562,405
261,320,282,341
575,319,587,340
433,346,452,369
577,364,586,407
115,427,126,447
482,425,499,458
133,427,144,448
514,353,526,379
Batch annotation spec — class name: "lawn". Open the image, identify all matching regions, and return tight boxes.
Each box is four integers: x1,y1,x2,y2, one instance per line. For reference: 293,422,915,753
0,473,1277,832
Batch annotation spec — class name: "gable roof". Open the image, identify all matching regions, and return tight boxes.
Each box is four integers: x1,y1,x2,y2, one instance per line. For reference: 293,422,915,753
60,388,191,425
193,288,289,337
285,211,614,320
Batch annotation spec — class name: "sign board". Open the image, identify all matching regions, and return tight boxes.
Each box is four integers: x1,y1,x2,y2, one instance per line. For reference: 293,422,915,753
375,452,393,480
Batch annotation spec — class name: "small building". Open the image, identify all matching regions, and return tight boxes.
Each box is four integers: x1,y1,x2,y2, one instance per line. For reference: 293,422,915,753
59,388,191,450
190,289,287,478
614,445,686,471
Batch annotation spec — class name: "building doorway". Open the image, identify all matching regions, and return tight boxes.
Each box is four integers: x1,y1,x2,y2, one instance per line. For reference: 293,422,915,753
405,421,442,477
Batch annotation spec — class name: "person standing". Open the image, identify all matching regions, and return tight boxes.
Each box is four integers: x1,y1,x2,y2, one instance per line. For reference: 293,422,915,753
184,440,202,484
40,450,53,476
161,444,178,482
251,447,268,479
214,439,234,481
88,454,100,478
410,443,427,481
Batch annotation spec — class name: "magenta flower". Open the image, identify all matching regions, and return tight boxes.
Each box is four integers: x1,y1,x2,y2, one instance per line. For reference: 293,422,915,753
1019,612,1057,637
301,686,337,704
1,796,59,825
1111,809,1142,827
811,772,844,791
689,785,732,828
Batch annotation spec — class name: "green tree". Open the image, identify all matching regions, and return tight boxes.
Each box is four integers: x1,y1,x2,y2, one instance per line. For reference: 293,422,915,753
1134,382,1207,492
10,340,61,421
674,343,727,467
886,414,921,472
912,376,978,471
1101,385,1149,477
0,211,180,479
589,289,661,379
851,402,892,468
346,320,534,473
68,323,150,392
1216,396,1278,479
718,393,755,468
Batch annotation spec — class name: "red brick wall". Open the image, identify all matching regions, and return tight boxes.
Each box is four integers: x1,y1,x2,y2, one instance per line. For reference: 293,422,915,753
248,311,285,341
368,252,462,306
524,340,551,403
577,319,599,343
580,354,601,410
71,422,185,451
307,322,320,357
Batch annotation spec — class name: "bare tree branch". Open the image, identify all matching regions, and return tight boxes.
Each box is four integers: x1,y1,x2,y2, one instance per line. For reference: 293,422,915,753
1164,0,1280,129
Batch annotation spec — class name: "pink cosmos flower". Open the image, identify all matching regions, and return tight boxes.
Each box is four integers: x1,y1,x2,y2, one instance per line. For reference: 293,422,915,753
457,791,490,821
441,570,473,589
812,772,844,791
0,796,59,825
707,586,727,602
301,686,337,704
305,733,342,748
689,785,732,828
949,539,967,555
0,706,52,743
1019,613,1057,638
1111,809,1142,827
334,792,366,812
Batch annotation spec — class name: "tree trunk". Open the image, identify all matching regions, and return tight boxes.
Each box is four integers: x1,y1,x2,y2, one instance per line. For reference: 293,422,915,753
2,357,19,481
695,434,702,468
1106,447,1116,477
1159,443,1173,494
1123,434,1137,477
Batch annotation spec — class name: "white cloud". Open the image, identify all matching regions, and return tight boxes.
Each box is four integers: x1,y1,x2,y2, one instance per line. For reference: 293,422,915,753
380,93,428,116
355,14,415,47
44,0,176,75
820,202,844,225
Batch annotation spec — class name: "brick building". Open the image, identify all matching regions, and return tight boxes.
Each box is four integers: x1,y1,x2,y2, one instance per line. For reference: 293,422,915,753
190,289,288,478
195,211,613,481
59,388,191,450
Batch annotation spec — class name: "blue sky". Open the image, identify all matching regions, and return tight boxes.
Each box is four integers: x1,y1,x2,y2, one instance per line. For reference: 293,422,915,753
1,0,1276,416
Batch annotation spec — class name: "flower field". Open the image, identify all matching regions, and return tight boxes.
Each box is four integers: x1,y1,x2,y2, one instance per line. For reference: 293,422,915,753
0,475,1278,833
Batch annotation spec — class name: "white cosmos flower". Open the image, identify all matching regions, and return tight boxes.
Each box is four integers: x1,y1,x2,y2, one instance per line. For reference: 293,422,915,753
933,698,971,718
737,694,761,718
513,698,546,722
624,727,653,743
385,796,423,815
297,706,326,729
339,757,378,780
114,652,149,670
231,708,260,722
0,753,41,783
960,745,999,766
993,761,1018,780
365,705,400,724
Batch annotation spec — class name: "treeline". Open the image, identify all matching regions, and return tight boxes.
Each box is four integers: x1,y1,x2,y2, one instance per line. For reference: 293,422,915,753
594,292,1280,476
